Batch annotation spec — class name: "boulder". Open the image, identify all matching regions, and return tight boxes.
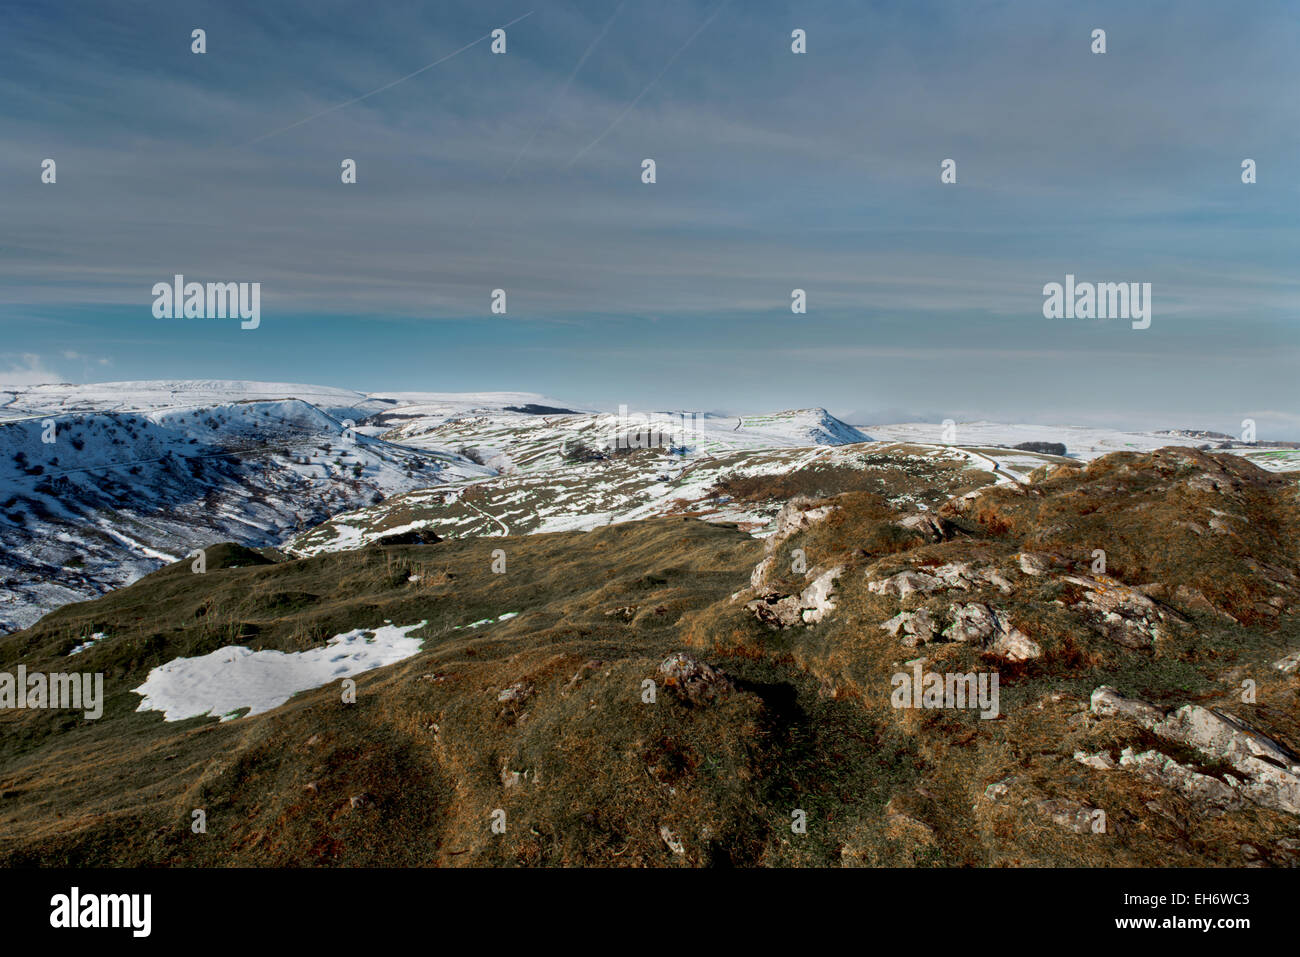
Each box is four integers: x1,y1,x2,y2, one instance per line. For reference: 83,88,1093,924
881,608,939,647
990,624,1042,662
896,513,951,542
867,569,943,598
497,681,533,705
1066,575,1171,649
657,652,734,704
945,603,999,644
745,593,804,628
1036,798,1101,834
1089,686,1165,727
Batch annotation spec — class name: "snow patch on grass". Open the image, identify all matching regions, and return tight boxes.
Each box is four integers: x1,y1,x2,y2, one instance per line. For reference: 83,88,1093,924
68,632,105,655
132,621,427,722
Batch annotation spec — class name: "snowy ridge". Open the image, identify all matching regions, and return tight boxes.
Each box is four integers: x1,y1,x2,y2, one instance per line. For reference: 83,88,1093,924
380,406,870,475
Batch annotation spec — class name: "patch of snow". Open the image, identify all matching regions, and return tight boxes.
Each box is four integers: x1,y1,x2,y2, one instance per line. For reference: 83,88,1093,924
132,621,427,722
68,632,106,655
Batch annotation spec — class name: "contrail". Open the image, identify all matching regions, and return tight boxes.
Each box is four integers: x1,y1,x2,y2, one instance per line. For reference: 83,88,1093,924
244,10,535,146
566,0,729,168
502,0,626,179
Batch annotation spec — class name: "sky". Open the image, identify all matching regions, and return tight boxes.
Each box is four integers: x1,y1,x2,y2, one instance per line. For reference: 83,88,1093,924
1,0,1298,435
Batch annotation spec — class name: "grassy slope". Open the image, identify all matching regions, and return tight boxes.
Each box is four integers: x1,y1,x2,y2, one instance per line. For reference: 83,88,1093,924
1,448,1297,866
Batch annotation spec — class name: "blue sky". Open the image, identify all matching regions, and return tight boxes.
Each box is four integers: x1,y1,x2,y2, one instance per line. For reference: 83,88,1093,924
2,0,1298,434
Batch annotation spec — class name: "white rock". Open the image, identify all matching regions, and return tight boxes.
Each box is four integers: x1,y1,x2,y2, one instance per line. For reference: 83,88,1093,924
800,566,843,624
945,603,999,644
880,608,938,646
1117,747,1241,814
1274,650,1300,675
1019,552,1051,576
1153,706,1300,815
659,824,685,855
1089,686,1165,727
1036,798,1101,834
990,623,1041,662
1074,750,1116,771
867,569,943,598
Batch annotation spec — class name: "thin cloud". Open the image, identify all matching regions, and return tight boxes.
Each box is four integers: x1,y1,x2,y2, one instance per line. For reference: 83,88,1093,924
243,10,535,146
566,0,731,167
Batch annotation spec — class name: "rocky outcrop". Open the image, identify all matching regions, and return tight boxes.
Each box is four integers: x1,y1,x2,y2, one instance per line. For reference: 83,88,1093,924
880,601,1040,661
746,593,804,628
946,602,1000,644
1155,706,1300,816
881,608,939,647
744,498,838,597
747,565,843,628
867,569,944,598
866,561,1014,597
1065,575,1174,649
989,622,1043,662
946,603,1041,661
749,555,774,590
895,513,953,542
1120,748,1241,813
765,498,837,553
1087,686,1300,816
799,566,843,624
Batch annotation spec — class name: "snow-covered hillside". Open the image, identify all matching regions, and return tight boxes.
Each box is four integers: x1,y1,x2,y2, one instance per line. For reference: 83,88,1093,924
0,391,491,632
381,406,871,475
4,379,1297,632
0,380,388,423
866,420,1300,472
287,441,994,556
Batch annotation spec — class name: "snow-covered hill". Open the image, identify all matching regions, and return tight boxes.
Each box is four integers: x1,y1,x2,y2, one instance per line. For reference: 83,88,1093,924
866,420,1300,472
286,440,992,556
0,382,878,631
0,391,492,632
4,379,1297,632
0,379,388,423
381,406,871,475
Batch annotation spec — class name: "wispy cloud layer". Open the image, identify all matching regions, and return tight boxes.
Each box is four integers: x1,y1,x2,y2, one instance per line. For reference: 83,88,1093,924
0,0,1296,434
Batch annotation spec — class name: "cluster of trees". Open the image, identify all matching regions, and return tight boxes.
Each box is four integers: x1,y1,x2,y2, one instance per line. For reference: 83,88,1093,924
1013,441,1067,456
